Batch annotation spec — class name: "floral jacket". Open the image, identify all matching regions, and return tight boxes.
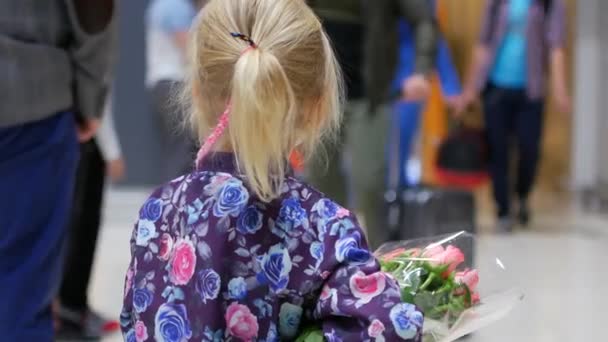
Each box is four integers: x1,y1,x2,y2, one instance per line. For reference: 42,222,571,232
120,153,423,342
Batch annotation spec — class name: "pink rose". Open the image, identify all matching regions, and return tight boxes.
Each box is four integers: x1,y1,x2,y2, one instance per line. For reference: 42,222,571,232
379,248,407,262
349,271,386,308
169,239,196,285
368,319,385,338
336,207,351,219
423,245,465,277
225,302,259,341
422,244,445,257
134,320,148,342
455,269,480,293
158,233,174,261
472,292,481,305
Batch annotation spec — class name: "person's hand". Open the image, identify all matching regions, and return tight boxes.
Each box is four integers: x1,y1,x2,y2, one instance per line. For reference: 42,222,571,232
402,74,431,102
445,95,464,116
77,118,101,142
452,89,477,118
107,158,126,182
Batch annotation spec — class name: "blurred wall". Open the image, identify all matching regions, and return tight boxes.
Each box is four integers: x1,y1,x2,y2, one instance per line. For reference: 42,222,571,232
114,0,164,186
441,0,576,192
572,0,608,195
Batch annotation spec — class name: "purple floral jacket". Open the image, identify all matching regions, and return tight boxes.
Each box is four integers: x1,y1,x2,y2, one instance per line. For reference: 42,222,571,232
120,153,423,342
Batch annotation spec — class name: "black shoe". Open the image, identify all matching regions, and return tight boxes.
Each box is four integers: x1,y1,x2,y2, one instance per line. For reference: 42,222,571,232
518,203,531,227
496,216,514,233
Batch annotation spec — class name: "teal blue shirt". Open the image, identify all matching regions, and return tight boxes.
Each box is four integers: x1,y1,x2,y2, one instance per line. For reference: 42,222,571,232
491,0,532,88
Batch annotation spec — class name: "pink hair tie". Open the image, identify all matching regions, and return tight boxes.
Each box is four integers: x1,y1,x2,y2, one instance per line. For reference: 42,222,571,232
195,32,258,165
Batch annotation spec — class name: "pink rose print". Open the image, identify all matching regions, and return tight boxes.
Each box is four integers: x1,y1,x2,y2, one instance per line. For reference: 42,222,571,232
134,320,149,342
159,233,174,261
349,271,386,308
336,207,350,219
368,319,385,338
225,302,259,342
169,238,197,285
455,269,480,293
320,284,332,301
320,271,331,280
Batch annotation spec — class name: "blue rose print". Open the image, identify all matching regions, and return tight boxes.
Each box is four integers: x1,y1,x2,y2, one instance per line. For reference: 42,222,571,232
312,199,338,219
141,197,163,222
256,244,293,293
213,178,249,217
279,198,306,226
237,206,263,235
309,242,324,265
133,288,154,313
125,329,136,342
136,219,157,247
279,303,303,339
266,322,279,342
274,198,307,237
227,277,248,300
325,330,344,342
154,303,193,342
195,269,221,303
389,303,423,340
334,231,372,265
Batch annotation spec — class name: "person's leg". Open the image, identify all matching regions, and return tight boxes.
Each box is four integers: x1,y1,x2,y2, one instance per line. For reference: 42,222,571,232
59,140,106,314
152,80,195,181
482,86,516,223
0,112,79,341
348,103,390,249
514,95,545,225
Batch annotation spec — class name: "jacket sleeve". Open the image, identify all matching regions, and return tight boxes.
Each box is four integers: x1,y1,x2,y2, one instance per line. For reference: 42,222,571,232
65,0,117,119
96,94,123,162
314,213,423,341
547,0,567,50
397,0,438,76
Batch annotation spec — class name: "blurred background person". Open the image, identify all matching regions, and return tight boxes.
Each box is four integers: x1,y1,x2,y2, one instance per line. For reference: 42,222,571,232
351,0,438,248
388,0,462,190
56,96,124,341
0,1,115,340
459,0,571,232
145,0,199,181
306,0,364,208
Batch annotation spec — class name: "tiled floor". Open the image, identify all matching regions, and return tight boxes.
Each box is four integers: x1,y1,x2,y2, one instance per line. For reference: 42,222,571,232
94,188,608,342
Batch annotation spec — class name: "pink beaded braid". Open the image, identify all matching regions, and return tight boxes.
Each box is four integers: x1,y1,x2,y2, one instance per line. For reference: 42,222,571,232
195,32,257,165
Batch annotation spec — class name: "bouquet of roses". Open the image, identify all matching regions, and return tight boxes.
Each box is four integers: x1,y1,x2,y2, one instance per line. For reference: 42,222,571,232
297,232,523,342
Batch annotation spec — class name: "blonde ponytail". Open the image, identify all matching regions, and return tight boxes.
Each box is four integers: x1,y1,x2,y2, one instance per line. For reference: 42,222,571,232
187,0,344,201
230,49,297,201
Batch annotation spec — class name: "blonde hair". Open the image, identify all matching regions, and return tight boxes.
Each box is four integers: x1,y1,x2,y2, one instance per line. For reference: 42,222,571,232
185,0,344,201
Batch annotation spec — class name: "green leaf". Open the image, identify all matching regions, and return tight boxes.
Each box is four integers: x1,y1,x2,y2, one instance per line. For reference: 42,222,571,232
295,326,324,342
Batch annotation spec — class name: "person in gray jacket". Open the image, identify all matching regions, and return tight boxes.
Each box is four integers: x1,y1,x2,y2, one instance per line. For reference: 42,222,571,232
0,1,115,340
